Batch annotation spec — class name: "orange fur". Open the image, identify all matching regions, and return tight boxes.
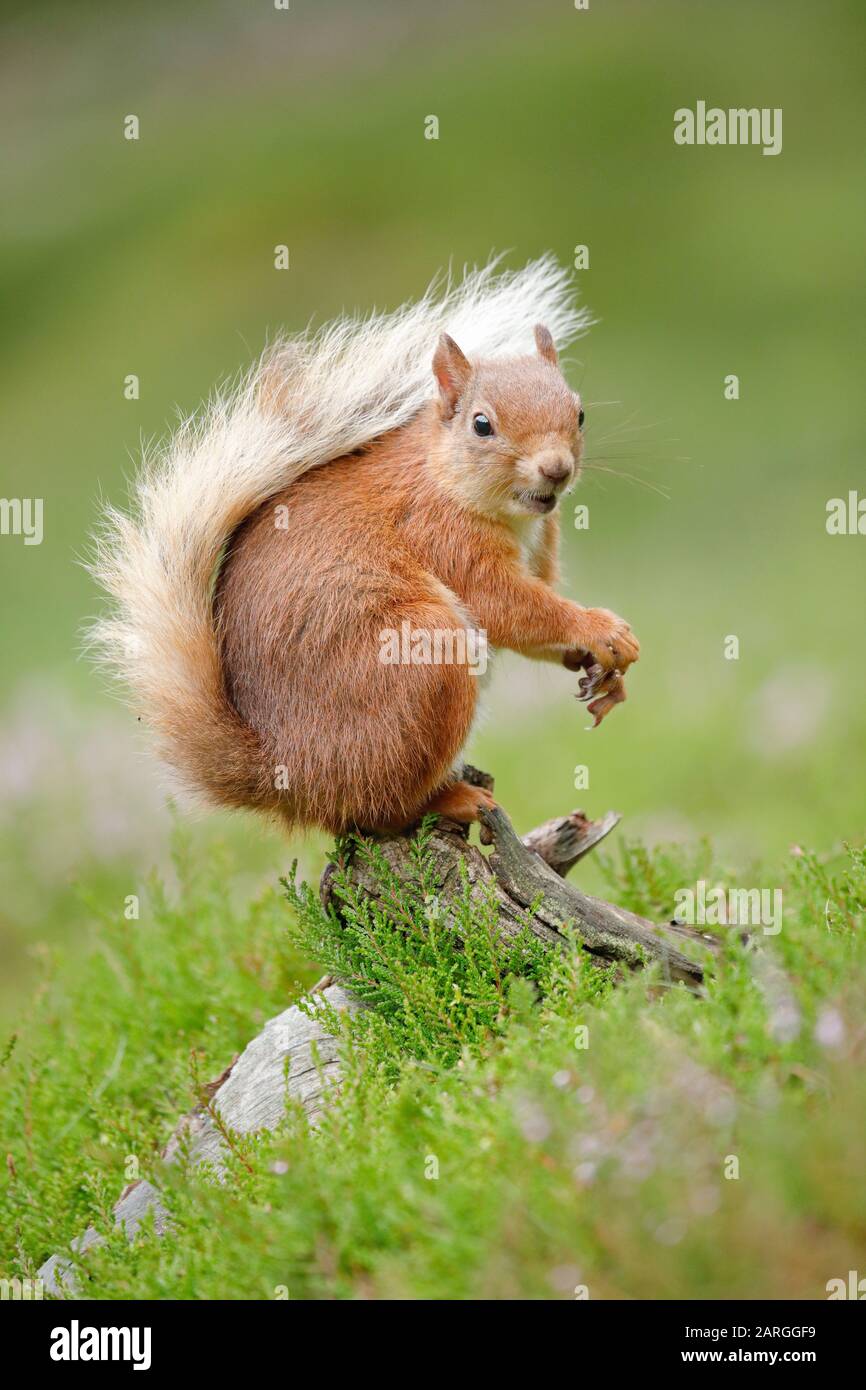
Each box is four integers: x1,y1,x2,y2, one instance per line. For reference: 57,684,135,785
214,330,638,833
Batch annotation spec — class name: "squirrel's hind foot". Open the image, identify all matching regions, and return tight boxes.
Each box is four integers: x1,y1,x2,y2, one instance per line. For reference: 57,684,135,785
419,779,497,825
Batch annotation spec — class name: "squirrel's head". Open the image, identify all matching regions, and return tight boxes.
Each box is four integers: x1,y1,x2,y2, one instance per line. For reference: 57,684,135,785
430,324,584,521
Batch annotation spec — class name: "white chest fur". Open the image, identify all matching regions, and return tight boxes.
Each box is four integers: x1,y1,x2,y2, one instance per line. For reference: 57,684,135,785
511,515,545,572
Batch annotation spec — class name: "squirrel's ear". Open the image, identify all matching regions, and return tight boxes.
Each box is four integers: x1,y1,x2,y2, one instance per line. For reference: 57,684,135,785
534,323,558,366
433,333,472,417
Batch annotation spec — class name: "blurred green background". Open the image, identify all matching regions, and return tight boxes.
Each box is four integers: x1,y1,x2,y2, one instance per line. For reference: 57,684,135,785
1,0,864,1019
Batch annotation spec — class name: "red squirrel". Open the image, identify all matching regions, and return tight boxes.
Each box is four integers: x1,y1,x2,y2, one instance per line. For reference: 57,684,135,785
90,258,638,835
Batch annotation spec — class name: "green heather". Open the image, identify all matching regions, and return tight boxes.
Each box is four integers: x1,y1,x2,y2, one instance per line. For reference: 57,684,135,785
2,827,864,1299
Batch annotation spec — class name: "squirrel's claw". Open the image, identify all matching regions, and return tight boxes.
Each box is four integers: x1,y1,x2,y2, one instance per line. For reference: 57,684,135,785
576,661,606,701
587,677,627,727
577,661,625,704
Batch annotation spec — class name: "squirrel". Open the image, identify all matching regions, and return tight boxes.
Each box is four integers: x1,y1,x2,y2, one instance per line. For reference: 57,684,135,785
89,257,639,835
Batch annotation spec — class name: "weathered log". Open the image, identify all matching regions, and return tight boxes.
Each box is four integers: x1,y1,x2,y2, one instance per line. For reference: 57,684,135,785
523,808,622,875
326,795,709,988
37,782,710,1295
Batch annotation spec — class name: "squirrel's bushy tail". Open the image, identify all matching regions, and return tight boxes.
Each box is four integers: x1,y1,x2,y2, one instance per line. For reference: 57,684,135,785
87,255,589,811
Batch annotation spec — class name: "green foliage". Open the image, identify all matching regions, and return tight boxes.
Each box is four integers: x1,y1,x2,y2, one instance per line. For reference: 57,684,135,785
282,821,611,1073
0,829,317,1285
2,828,865,1300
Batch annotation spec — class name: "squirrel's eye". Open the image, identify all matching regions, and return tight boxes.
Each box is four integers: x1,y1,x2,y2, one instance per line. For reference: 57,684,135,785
473,413,493,437
578,408,585,430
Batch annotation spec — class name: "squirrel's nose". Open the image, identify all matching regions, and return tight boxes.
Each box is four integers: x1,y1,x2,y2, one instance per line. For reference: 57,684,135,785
538,456,572,485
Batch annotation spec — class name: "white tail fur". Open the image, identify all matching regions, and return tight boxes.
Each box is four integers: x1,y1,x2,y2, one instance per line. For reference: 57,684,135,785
88,255,589,807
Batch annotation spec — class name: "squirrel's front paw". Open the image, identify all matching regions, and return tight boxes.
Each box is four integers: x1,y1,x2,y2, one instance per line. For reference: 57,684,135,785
565,609,638,724
564,608,639,676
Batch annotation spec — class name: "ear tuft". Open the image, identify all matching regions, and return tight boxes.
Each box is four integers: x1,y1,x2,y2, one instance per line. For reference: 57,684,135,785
432,333,472,417
534,323,558,366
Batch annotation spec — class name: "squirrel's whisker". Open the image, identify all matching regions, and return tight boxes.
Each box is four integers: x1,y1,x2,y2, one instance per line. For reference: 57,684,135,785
581,461,671,500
